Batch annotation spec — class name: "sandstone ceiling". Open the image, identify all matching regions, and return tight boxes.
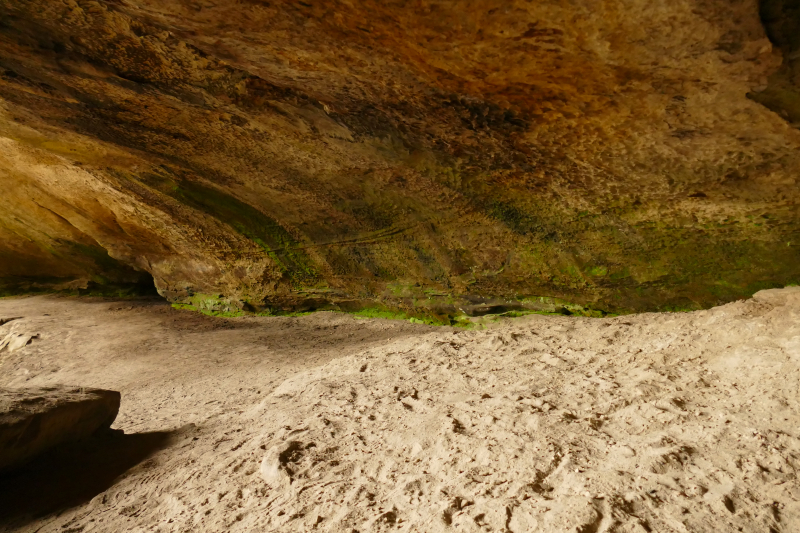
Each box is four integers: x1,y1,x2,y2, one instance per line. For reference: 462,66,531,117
0,0,799,315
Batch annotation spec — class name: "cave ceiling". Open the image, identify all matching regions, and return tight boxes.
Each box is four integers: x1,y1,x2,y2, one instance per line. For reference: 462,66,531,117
0,0,799,314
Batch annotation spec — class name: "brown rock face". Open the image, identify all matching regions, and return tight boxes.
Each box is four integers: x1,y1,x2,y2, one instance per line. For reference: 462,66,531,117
0,0,798,313
0,385,120,471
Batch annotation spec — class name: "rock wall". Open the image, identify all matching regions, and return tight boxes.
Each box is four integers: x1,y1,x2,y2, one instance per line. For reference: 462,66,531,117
0,0,799,313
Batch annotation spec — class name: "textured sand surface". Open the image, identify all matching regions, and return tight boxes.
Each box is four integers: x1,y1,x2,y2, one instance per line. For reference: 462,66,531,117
0,289,798,532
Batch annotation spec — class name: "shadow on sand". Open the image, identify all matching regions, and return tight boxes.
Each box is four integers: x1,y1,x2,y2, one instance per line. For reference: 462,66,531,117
0,430,173,528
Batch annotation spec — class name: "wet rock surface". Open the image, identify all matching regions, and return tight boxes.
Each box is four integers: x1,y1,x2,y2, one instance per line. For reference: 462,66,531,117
0,385,120,471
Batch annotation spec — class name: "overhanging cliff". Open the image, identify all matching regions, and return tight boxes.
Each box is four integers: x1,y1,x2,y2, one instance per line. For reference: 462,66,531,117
1,0,799,315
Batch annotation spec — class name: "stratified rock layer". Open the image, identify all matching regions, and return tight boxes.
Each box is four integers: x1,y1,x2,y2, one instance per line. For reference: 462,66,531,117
0,0,799,313
0,385,120,471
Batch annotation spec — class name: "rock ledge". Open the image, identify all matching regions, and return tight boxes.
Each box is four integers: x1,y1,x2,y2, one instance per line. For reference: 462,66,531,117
0,385,120,471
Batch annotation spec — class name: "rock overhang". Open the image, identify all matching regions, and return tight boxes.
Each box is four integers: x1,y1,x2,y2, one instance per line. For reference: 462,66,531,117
0,0,798,315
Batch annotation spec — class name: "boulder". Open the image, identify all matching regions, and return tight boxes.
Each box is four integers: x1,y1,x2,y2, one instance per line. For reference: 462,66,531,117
0,386,120,472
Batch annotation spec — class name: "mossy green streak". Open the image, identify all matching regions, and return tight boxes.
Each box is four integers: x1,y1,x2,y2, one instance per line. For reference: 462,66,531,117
138,170,319,286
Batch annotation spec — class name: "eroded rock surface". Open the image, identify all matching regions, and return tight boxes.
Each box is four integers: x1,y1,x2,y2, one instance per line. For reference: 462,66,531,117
0,1,798,313
0,385,120,471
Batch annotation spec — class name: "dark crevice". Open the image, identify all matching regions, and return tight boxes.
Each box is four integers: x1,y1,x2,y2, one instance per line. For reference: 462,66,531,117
749,0,800,125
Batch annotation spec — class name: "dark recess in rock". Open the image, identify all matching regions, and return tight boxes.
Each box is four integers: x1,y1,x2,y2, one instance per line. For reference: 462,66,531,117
749,0,800,125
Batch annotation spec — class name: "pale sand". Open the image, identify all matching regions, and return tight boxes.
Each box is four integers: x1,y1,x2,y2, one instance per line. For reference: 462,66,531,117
0,288,798,532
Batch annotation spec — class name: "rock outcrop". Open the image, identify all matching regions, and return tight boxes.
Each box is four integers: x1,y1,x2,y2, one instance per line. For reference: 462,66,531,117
0,0,798,314
0,385,120,471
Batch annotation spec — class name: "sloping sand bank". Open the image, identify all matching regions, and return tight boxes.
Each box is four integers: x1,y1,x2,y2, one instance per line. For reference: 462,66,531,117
1,289,798,532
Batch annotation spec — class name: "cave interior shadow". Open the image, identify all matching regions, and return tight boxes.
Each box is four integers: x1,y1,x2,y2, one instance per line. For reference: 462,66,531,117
0,429,173,528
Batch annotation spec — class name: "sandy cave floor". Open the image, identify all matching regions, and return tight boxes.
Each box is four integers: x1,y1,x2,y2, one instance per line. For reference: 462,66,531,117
0,289,798,532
